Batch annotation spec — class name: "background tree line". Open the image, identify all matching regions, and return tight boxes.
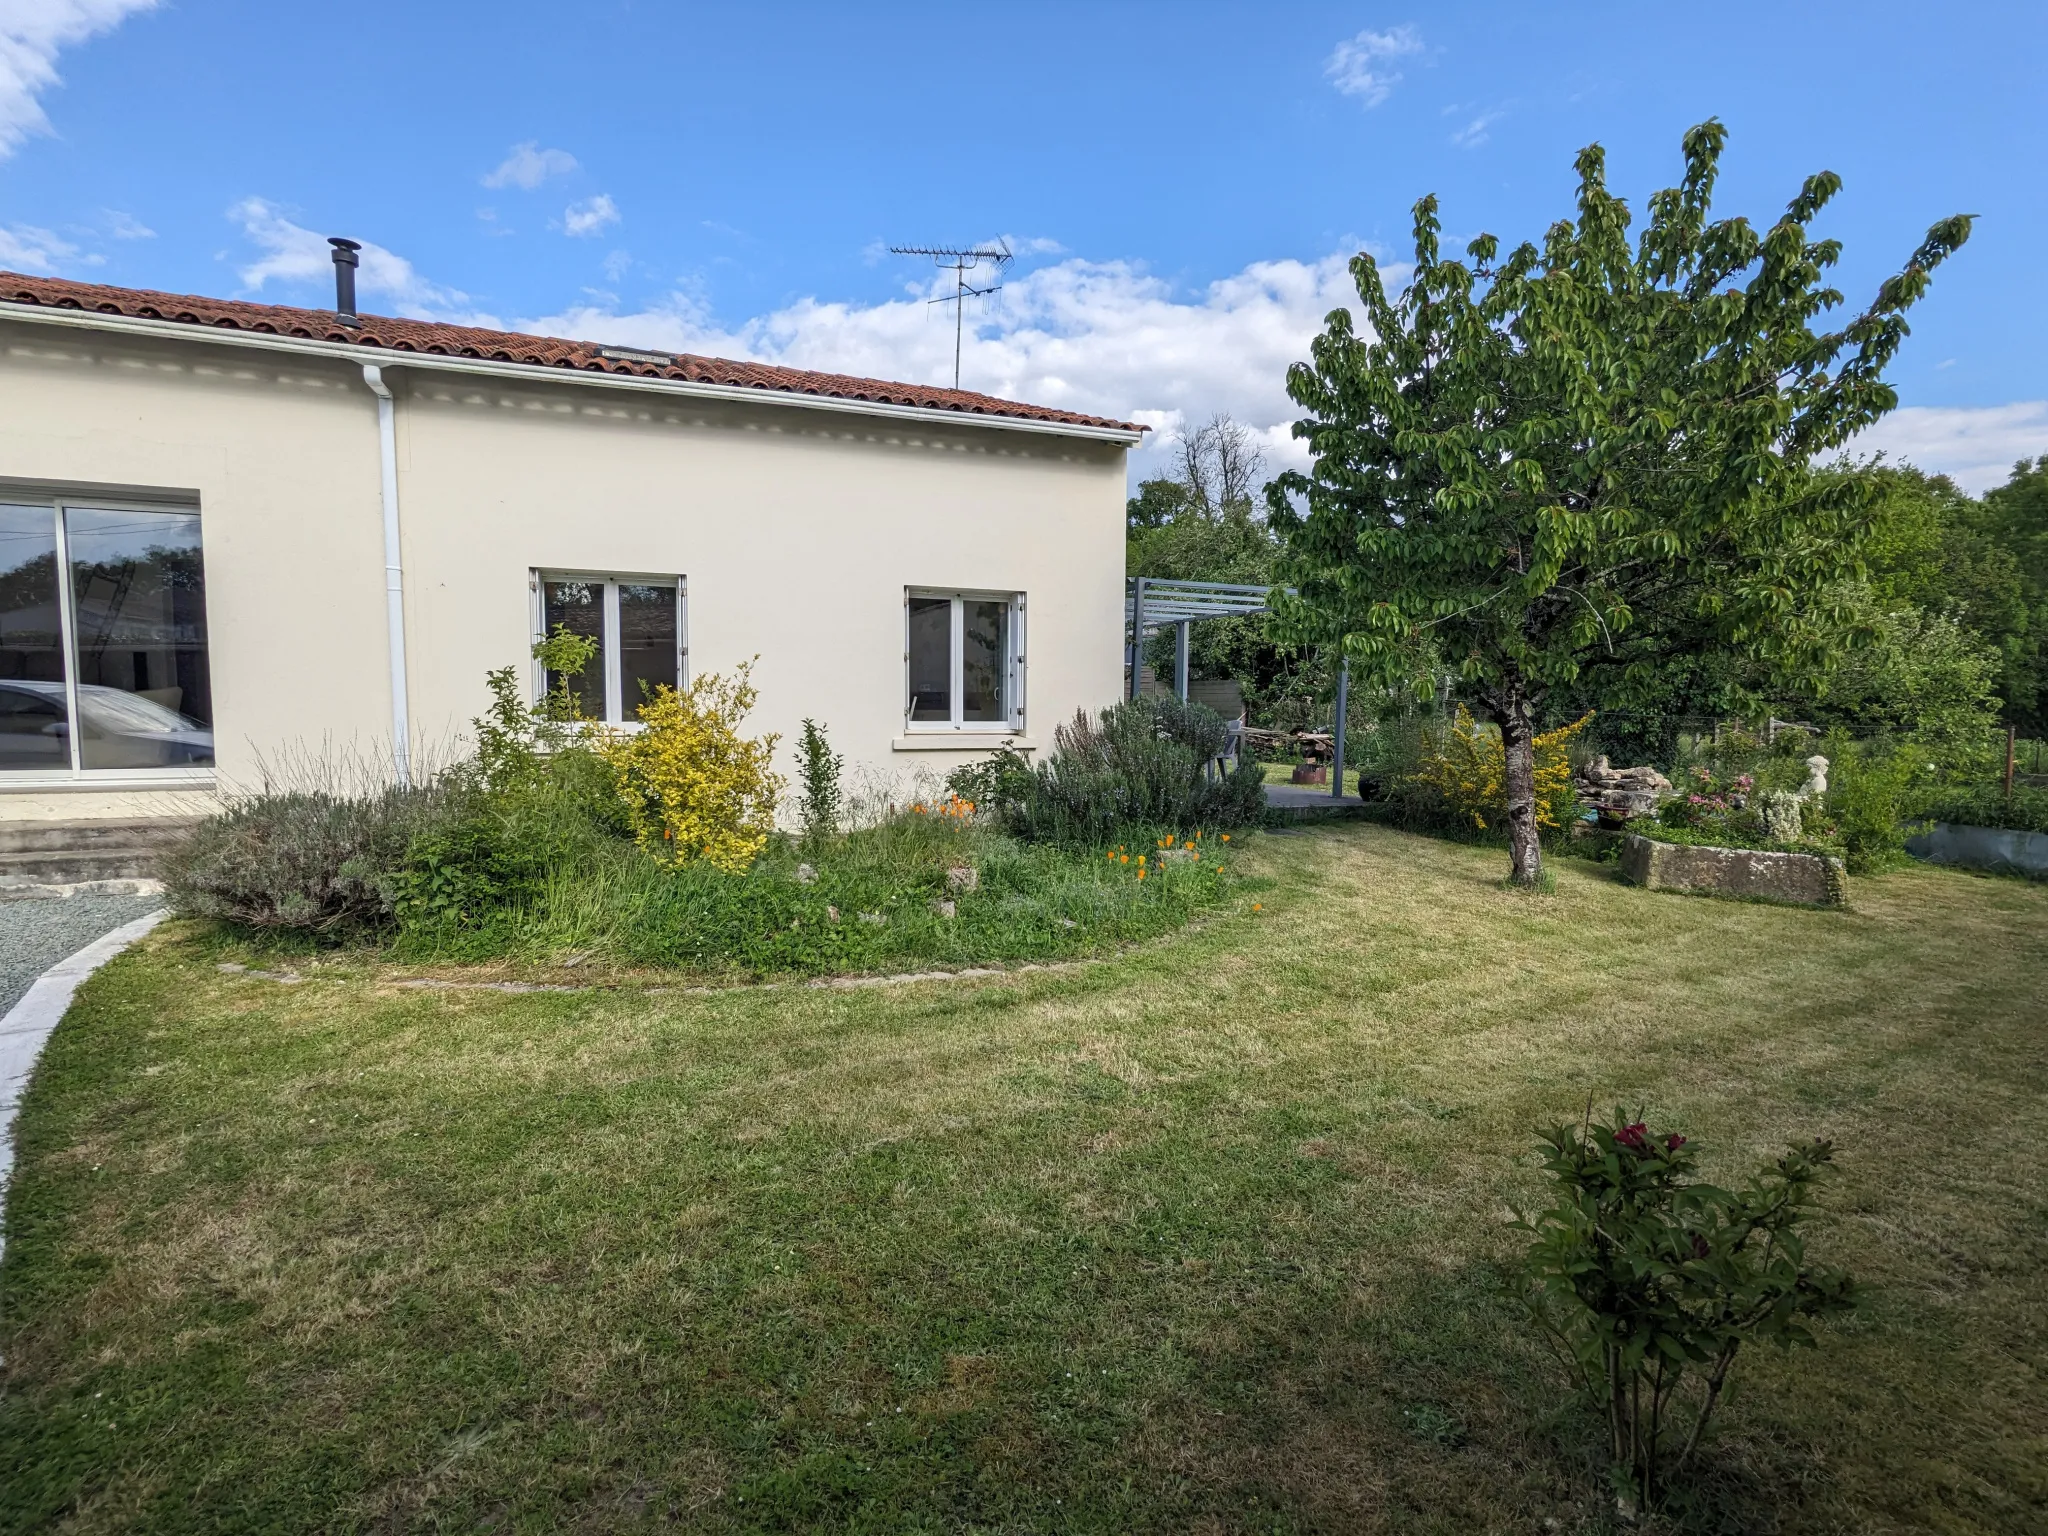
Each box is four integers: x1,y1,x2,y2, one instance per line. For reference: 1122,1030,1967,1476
1131,425,2046,768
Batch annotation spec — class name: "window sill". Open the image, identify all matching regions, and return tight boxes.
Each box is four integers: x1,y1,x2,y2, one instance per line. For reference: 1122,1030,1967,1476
892,733,1035,753
1,770,218,791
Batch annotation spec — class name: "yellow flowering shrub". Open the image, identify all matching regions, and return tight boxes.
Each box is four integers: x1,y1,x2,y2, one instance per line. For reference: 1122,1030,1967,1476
1404,707,1592,830
598,662,785,873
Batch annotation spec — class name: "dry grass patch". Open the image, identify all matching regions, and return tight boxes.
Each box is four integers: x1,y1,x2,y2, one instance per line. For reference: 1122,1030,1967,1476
2,823,2043,1533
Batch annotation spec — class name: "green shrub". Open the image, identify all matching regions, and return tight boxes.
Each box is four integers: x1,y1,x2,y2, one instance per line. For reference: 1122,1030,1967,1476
162,783,456,934
1819,733,1924,872
963,698,1264,846
1514,1113,1857,1521
1917,784,2048,835
795,718,844,846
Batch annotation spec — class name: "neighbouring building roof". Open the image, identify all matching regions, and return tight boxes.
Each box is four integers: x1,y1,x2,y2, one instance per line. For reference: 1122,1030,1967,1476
0,271,1142,435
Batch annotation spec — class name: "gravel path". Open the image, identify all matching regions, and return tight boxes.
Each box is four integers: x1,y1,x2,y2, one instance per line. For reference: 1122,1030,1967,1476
1,895,165,1019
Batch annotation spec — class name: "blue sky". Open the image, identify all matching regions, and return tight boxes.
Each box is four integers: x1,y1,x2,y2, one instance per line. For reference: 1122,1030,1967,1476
3,0,2043,487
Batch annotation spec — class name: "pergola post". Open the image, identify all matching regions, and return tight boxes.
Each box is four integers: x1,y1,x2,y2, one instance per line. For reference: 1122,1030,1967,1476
1174,621,1189,702
1330,655,1350,800
1129,576,1146,701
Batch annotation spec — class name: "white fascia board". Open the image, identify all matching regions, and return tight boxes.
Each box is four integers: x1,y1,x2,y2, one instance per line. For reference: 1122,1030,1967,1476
0,303,1146,446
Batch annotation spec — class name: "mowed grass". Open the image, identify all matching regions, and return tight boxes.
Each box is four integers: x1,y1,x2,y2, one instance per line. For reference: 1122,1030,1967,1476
2,826,2044,1534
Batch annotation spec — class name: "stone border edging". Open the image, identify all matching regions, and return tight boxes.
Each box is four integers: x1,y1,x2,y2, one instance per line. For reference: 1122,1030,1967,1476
0,910,165,1248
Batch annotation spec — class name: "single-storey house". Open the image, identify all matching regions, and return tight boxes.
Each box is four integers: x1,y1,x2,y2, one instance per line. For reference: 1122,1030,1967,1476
0,254,1140,829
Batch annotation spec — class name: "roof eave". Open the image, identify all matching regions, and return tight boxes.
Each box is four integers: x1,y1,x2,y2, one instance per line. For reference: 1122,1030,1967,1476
0,300,1147,446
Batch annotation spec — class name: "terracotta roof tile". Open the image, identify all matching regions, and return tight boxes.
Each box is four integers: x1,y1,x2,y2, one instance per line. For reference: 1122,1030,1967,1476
0,271,1142,435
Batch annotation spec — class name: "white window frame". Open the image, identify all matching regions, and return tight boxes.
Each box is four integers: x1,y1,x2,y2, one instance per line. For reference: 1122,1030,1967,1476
529,570,688,726
903,588,1025,733
0,491,215,788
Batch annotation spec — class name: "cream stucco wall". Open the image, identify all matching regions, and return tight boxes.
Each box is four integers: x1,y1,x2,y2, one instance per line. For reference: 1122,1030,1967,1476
0,318,1129,820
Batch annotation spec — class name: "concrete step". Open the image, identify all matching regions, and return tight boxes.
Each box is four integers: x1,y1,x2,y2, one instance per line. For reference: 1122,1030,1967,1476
0,818,201,883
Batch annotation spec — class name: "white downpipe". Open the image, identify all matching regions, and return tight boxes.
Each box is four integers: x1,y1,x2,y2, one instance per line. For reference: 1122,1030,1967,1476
361,365,411,785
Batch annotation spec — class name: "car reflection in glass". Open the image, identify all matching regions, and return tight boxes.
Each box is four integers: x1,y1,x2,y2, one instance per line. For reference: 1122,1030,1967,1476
0,680,214,768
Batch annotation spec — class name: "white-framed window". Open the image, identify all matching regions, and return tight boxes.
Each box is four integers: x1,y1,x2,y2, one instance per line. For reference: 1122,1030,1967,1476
905,588,1024,732
530,571,687,724
2,496,214,780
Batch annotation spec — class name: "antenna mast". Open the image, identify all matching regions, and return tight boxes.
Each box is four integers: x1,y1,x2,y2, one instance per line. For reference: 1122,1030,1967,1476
889,241,1013,390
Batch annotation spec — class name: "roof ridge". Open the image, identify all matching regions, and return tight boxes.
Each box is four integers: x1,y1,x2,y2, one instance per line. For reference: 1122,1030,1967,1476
0,270,1142,434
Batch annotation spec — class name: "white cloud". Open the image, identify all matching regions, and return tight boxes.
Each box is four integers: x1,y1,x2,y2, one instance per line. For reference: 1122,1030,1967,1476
228,197,500,326
0,220,86,272
1325,25,1422,107
1451,106,1506,149
482,140,577,190
561,194,620,238
600,249,632,282
1848,403,2048,494
518,248,1381,482
103,207,151,238
0,0,155,159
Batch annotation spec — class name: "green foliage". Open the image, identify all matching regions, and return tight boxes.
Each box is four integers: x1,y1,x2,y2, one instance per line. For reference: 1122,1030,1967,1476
1918,783,2048,836
1980,456,2048,733
971,698,1266,846
944,746,1039,811
1125,475,1194,534
1269,118,1970,883
795,718,844,847
162,784,456,934
391,807,1249,976
1820,732,1933,871
1514,1113,1857,1518
1860,466,2027,636
1807,600,2004,765
532,624,599,722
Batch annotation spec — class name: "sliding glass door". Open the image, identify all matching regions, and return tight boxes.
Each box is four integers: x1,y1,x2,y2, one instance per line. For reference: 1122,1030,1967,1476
0,501,213,777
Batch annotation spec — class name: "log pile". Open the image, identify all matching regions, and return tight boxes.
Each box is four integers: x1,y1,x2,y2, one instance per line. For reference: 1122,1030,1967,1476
1577,756,1673,823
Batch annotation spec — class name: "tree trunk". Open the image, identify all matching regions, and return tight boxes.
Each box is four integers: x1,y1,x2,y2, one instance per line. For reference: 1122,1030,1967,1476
1499,688,1543,885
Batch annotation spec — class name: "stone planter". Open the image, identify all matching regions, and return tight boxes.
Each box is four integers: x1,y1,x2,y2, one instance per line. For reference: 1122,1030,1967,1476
1620,833,1847,908
1290,764,1327,785
1904,822,2048,878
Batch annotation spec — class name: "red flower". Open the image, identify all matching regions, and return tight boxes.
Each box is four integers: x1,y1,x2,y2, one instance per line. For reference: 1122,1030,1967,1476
1666,1133,1687,1151
1691,1234,1710,1259
1615,1122,1649,1152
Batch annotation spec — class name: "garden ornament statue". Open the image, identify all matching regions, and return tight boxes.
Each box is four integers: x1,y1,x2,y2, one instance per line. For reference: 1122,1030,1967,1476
1756,756,1830,844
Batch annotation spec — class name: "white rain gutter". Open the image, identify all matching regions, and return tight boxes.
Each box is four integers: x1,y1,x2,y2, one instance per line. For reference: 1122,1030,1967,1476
360,365,411,786
0,303,1147,445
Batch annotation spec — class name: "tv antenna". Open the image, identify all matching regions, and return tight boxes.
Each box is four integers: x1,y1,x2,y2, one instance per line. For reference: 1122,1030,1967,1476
889,241,1013,390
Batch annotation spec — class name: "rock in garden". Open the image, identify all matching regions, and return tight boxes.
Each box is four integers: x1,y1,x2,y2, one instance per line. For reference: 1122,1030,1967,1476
1576,755,1675,823
858,911,886,926
945,865,978,893
827,905,840,924
796,863,817,884
931,899,957,919
1161,847,1197,863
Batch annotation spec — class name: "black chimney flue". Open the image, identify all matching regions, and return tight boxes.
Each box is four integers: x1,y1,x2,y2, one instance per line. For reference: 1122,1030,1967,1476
328,237,362,327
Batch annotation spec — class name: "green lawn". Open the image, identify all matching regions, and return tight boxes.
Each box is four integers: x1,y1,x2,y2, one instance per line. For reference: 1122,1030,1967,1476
3,827,2044,1533
1259,760,1369,798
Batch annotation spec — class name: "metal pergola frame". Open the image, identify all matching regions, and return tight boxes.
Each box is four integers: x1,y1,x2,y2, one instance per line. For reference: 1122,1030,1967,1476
1124,575,1354,801
1126,577,1274,703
